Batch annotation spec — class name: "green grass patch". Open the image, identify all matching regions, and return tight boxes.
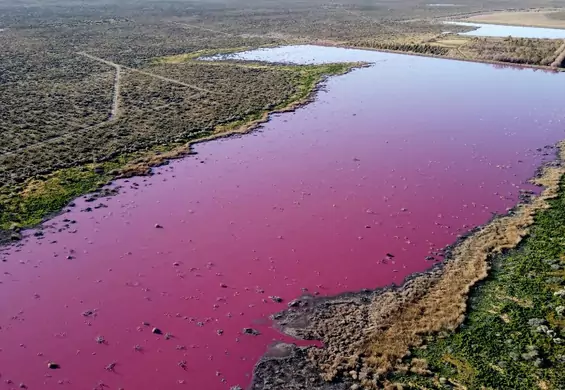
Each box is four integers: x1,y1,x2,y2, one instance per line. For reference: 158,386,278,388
0,131,212,231
393,180,565,389
276,62,358,108
0,163,117,230
214,62,359,133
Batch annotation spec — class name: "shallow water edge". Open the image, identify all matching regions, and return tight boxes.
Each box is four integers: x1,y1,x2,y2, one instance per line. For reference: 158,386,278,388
250,144,565,389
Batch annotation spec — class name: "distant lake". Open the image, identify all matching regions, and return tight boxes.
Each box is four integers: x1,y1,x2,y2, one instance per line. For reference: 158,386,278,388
445,21,565,38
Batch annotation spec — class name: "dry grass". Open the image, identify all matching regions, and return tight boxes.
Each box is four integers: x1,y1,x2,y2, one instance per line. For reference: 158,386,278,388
467,9,565,29
431,37,471,48
449,36,564,66
349,32,565,69
359,153,565,384
551,40,565,66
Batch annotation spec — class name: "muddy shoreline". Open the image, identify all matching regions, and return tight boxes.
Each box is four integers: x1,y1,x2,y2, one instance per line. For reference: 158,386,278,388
250,145,565,389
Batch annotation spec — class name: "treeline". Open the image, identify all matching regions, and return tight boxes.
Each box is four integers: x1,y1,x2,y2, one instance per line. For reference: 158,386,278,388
351,40,449,56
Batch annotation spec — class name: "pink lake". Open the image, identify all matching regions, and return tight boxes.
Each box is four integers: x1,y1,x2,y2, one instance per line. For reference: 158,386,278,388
0,46,564,390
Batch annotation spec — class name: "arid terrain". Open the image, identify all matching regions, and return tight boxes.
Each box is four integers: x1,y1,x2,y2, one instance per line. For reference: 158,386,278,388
468,9,565,28
2,1,565,389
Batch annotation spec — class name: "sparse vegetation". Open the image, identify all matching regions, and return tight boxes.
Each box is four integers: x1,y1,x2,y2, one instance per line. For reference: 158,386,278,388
352,40,451,56
351,33,565,68
0,57,354,232
461,36,565,66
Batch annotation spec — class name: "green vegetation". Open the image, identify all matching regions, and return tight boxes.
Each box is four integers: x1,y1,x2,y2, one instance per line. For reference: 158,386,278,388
395,180,565,389
0,164,116,231
276,63,356,107
153,47,257,64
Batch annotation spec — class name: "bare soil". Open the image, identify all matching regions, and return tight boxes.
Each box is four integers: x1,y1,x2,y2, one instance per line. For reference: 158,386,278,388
467,9,565,29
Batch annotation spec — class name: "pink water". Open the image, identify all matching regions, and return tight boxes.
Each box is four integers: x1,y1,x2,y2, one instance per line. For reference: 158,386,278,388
1,46,564,390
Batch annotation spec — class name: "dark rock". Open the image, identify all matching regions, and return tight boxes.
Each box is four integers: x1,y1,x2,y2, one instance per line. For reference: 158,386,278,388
47,362,60,369
243,328,260,336
152,327,163,335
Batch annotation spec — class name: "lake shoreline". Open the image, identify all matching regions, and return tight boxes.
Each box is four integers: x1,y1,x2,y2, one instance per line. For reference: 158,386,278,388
322,41,564,72
2,35,564,245
0,61,363,247
2,44,564,390
251,143,565,389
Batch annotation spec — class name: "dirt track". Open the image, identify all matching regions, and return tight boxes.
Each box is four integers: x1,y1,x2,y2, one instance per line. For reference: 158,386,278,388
78,51,225,96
